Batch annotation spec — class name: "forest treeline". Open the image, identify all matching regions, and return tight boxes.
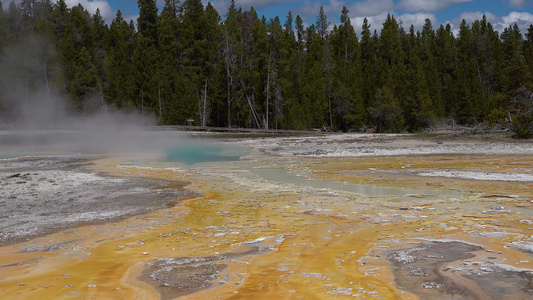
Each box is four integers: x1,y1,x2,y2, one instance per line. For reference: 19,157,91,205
1,0,533,134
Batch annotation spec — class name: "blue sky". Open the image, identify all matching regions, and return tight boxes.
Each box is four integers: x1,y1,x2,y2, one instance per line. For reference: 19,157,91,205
210,0,533,34
4,0,532,34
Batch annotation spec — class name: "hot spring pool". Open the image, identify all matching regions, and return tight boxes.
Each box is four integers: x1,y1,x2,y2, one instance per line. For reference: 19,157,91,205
164,142,249,164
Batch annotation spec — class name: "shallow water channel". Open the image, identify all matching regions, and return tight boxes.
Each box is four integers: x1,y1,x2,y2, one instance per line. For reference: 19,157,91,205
249,167,464,199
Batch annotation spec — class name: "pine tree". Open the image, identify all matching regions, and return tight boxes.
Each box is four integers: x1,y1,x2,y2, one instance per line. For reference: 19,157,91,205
379,14,401,69
471,15,502,118
180,0,208,125
91,8,108,108
157,0,183,124
330,6,363,130
284,14,305,129
104,10,136,109
316,6,328,40
201,2,222,126
276,11,298,129
233,8,263,128
301,20,328,129
434,23,457,118
315,6,332,128
222,0,240,127
500,24,530,99
284,11,293,37
370,85,404,133
6,0,24,42
411,30,435,130
455,19,483,124
137,0,158,45
419,18,442,119
0,2,5,53
525,25,533,78
134,0,159,120
72,46,98,110
360,18,376,124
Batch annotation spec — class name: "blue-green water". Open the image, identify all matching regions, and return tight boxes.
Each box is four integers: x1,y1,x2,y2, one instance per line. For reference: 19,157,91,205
250,168,464,199
165,143,248,164
0,152,65,159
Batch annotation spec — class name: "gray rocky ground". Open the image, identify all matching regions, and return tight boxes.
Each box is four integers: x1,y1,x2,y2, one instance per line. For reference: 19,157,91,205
0,155,195,244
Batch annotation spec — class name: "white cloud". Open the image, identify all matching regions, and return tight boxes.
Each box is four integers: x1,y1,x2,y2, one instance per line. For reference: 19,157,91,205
0,0,15,9
447,11,499,36
351,11,435,34
505,0,526,8
65,0,113,21
326,0,346,14
447,11,533,37
452,11,499,24
501,11,533,31
295,0,324,17
210,0,296,17
209,0,229,16
295,0,393,18
237,0,292,7
352,11,390,34
123,14,139,25
350,0,393,17
397,12,437,30
398,0,473,12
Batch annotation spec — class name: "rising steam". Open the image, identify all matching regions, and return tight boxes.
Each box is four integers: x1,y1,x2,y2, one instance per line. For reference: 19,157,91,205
0,34,172,155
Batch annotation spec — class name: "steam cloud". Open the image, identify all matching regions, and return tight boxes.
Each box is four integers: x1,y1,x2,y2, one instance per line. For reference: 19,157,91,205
0,35,176,156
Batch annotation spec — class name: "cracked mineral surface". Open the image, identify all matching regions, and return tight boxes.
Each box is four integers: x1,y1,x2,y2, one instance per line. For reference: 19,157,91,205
1,132,533,299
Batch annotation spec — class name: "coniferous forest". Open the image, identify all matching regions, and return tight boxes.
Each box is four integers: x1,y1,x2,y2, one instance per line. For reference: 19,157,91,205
1,0,533,135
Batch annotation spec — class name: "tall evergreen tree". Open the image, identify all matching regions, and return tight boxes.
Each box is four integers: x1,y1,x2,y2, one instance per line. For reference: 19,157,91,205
316,6,328,40
500,24,530,98
6,0,24,42
434,23,457,118
315,6,332,128
222,0,240,127
134,0,159,119
330,6,363,130
419,18,442,119
360,18,376,123
201,2,222,126
0,2,5,53
525,25,533,78
105,10,136,109
157,0,184,124
284,11,293,37
455,19,483,123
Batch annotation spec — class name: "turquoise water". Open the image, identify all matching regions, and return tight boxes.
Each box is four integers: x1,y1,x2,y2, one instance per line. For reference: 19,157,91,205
0,152,65,159
250,167,464,199
165,143,248,164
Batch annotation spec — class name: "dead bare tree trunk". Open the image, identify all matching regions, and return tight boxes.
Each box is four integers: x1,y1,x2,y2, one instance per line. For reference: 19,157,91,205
322,37,333,129
25,78,29,118
245,93,263,129
141,86,145,125
265,51,272,130
158,80,162,116
275,86,282,130
224,25,233,128
327,72,332,128
42,56,50,102
202,77,208,126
